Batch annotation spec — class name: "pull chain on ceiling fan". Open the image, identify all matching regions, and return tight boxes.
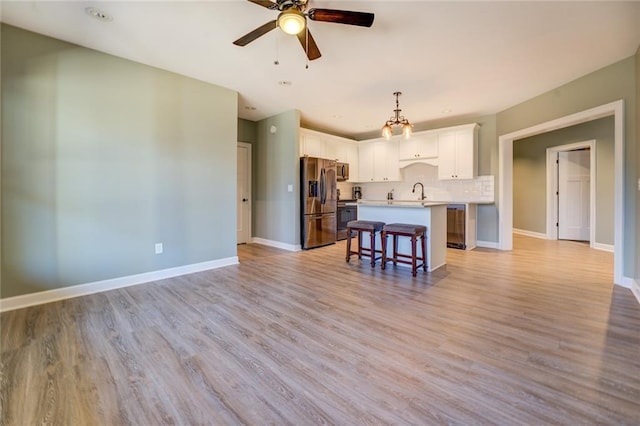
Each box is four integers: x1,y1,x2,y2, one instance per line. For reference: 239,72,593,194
233,0,375,61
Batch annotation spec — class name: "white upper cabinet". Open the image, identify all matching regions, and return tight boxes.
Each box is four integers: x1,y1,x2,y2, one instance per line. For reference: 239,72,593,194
300,128,359,181
398,132,439,160
358,139,400,182
300,130,326,158
437,124,478,180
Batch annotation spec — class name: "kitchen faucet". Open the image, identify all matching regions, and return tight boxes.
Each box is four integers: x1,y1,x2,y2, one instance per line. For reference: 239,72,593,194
412,182,426,200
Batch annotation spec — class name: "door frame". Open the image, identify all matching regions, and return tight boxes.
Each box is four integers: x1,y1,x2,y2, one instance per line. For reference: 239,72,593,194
546,140,596,246
237,142,252,244
498,99,624,286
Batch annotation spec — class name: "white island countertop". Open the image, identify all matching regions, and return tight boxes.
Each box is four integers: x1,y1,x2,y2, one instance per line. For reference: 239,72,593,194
357,202,447,272
356,200,447,208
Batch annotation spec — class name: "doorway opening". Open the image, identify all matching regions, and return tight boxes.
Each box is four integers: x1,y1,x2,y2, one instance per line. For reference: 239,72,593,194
546,141,598,247
498,100,624,285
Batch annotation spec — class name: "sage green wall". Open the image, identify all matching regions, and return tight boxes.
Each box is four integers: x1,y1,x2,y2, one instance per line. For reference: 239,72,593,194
1,25,238,299
253,110,301,246
497,55,637,279
238,118,257,144
636,46,640,279
513,117,614,244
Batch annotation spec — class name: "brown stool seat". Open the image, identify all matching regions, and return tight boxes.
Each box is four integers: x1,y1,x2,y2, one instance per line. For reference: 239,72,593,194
346,220,386,267
381,223,428,277
347,220,385,232
382,223,427,234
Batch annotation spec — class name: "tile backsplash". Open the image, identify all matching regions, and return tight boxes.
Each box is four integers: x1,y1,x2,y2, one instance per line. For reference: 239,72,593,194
338,163,494,203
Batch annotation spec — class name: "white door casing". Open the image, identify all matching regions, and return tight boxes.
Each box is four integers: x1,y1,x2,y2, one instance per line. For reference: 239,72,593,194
499,100,624,286
237,143,251,244
558,149,591,241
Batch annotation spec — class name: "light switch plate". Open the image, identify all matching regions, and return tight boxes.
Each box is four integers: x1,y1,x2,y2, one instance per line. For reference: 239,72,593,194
287,184,293,192
155,243,163,254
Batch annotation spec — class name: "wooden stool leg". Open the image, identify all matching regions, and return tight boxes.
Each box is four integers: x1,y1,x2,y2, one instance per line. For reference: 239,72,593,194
357,230,362,259
392,234,398,265
422,234,428,271
346,227,352,262
370,230,376,267
381,231,387,270
411,235,417,277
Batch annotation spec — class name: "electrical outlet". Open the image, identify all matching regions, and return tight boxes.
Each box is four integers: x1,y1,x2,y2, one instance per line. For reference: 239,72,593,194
155,243,163,254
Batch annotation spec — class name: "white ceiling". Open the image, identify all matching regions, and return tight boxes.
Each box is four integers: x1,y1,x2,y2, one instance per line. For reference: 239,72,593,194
2,1,639,139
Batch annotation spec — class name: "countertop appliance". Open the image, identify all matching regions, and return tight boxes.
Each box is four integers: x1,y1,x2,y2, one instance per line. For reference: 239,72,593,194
337,199,357,240
447,204,466,249
352,186,362,199
301,157,337,249
336,162,349,181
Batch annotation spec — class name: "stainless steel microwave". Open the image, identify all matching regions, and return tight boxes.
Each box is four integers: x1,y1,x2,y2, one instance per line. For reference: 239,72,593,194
336,162,349,181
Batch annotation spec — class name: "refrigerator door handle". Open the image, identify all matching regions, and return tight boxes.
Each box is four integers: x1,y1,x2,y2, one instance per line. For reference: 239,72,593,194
320,168,326,205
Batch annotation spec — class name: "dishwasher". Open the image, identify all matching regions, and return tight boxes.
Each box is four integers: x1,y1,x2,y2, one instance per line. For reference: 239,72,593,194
447,204,466,249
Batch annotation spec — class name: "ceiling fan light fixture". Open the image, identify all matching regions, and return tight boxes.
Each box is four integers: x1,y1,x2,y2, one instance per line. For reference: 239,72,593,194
382,92,413,140
278,9,306,35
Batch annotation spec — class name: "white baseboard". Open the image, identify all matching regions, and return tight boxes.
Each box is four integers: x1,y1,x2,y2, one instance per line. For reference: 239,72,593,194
0,256,239,313
513,228,547,239
476,240,500,249
592,242,614,252
251,237,301,252
621,276,640,304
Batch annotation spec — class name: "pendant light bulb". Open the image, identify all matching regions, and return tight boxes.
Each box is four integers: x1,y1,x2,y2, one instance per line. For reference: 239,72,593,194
382,124,393,140
402,122,413,139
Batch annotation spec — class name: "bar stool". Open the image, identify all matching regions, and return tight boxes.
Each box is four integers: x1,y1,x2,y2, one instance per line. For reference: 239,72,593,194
346,220,386,267
381,223,428,277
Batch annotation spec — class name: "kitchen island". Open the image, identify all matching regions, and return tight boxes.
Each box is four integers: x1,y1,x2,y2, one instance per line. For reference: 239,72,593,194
357,201,447,272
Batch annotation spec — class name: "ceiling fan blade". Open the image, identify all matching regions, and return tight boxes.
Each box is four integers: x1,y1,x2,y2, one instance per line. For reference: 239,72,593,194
247,0,278,10
307,9,375,27
297,29,322,61
233,20,278,46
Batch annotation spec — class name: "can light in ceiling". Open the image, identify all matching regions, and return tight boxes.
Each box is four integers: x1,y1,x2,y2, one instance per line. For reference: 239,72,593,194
85,7,113,22
381,92,413,140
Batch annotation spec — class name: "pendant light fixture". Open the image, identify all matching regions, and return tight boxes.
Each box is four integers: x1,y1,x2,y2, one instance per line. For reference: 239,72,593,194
381,92,413,140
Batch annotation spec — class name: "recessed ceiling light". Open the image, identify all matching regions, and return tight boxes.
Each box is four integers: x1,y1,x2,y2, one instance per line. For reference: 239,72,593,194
332,114,343,119
278,80,293,86
441,109,453,114
85,7,113,22
244,106,257,111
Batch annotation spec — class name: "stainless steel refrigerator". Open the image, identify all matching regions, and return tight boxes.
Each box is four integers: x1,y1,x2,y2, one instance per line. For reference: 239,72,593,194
301,157,337,249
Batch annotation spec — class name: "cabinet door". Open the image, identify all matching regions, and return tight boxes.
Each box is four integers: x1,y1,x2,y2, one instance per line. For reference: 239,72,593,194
358,142,375,182
417,133,439,158
437,131,458,179
324,137,338,161
373,140,400,181
398,138,419,160
301,132,325,158
453,129,475,179
345,143,359,182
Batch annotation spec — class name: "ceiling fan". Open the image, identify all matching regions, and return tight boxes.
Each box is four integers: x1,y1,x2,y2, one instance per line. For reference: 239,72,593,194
233,0,375,61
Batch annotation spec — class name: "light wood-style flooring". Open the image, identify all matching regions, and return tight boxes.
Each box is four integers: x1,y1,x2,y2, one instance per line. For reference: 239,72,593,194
1,235,639,425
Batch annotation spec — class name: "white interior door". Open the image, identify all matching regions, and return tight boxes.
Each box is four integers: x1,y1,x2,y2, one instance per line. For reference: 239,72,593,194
237,143,251,244
558,149,590,241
